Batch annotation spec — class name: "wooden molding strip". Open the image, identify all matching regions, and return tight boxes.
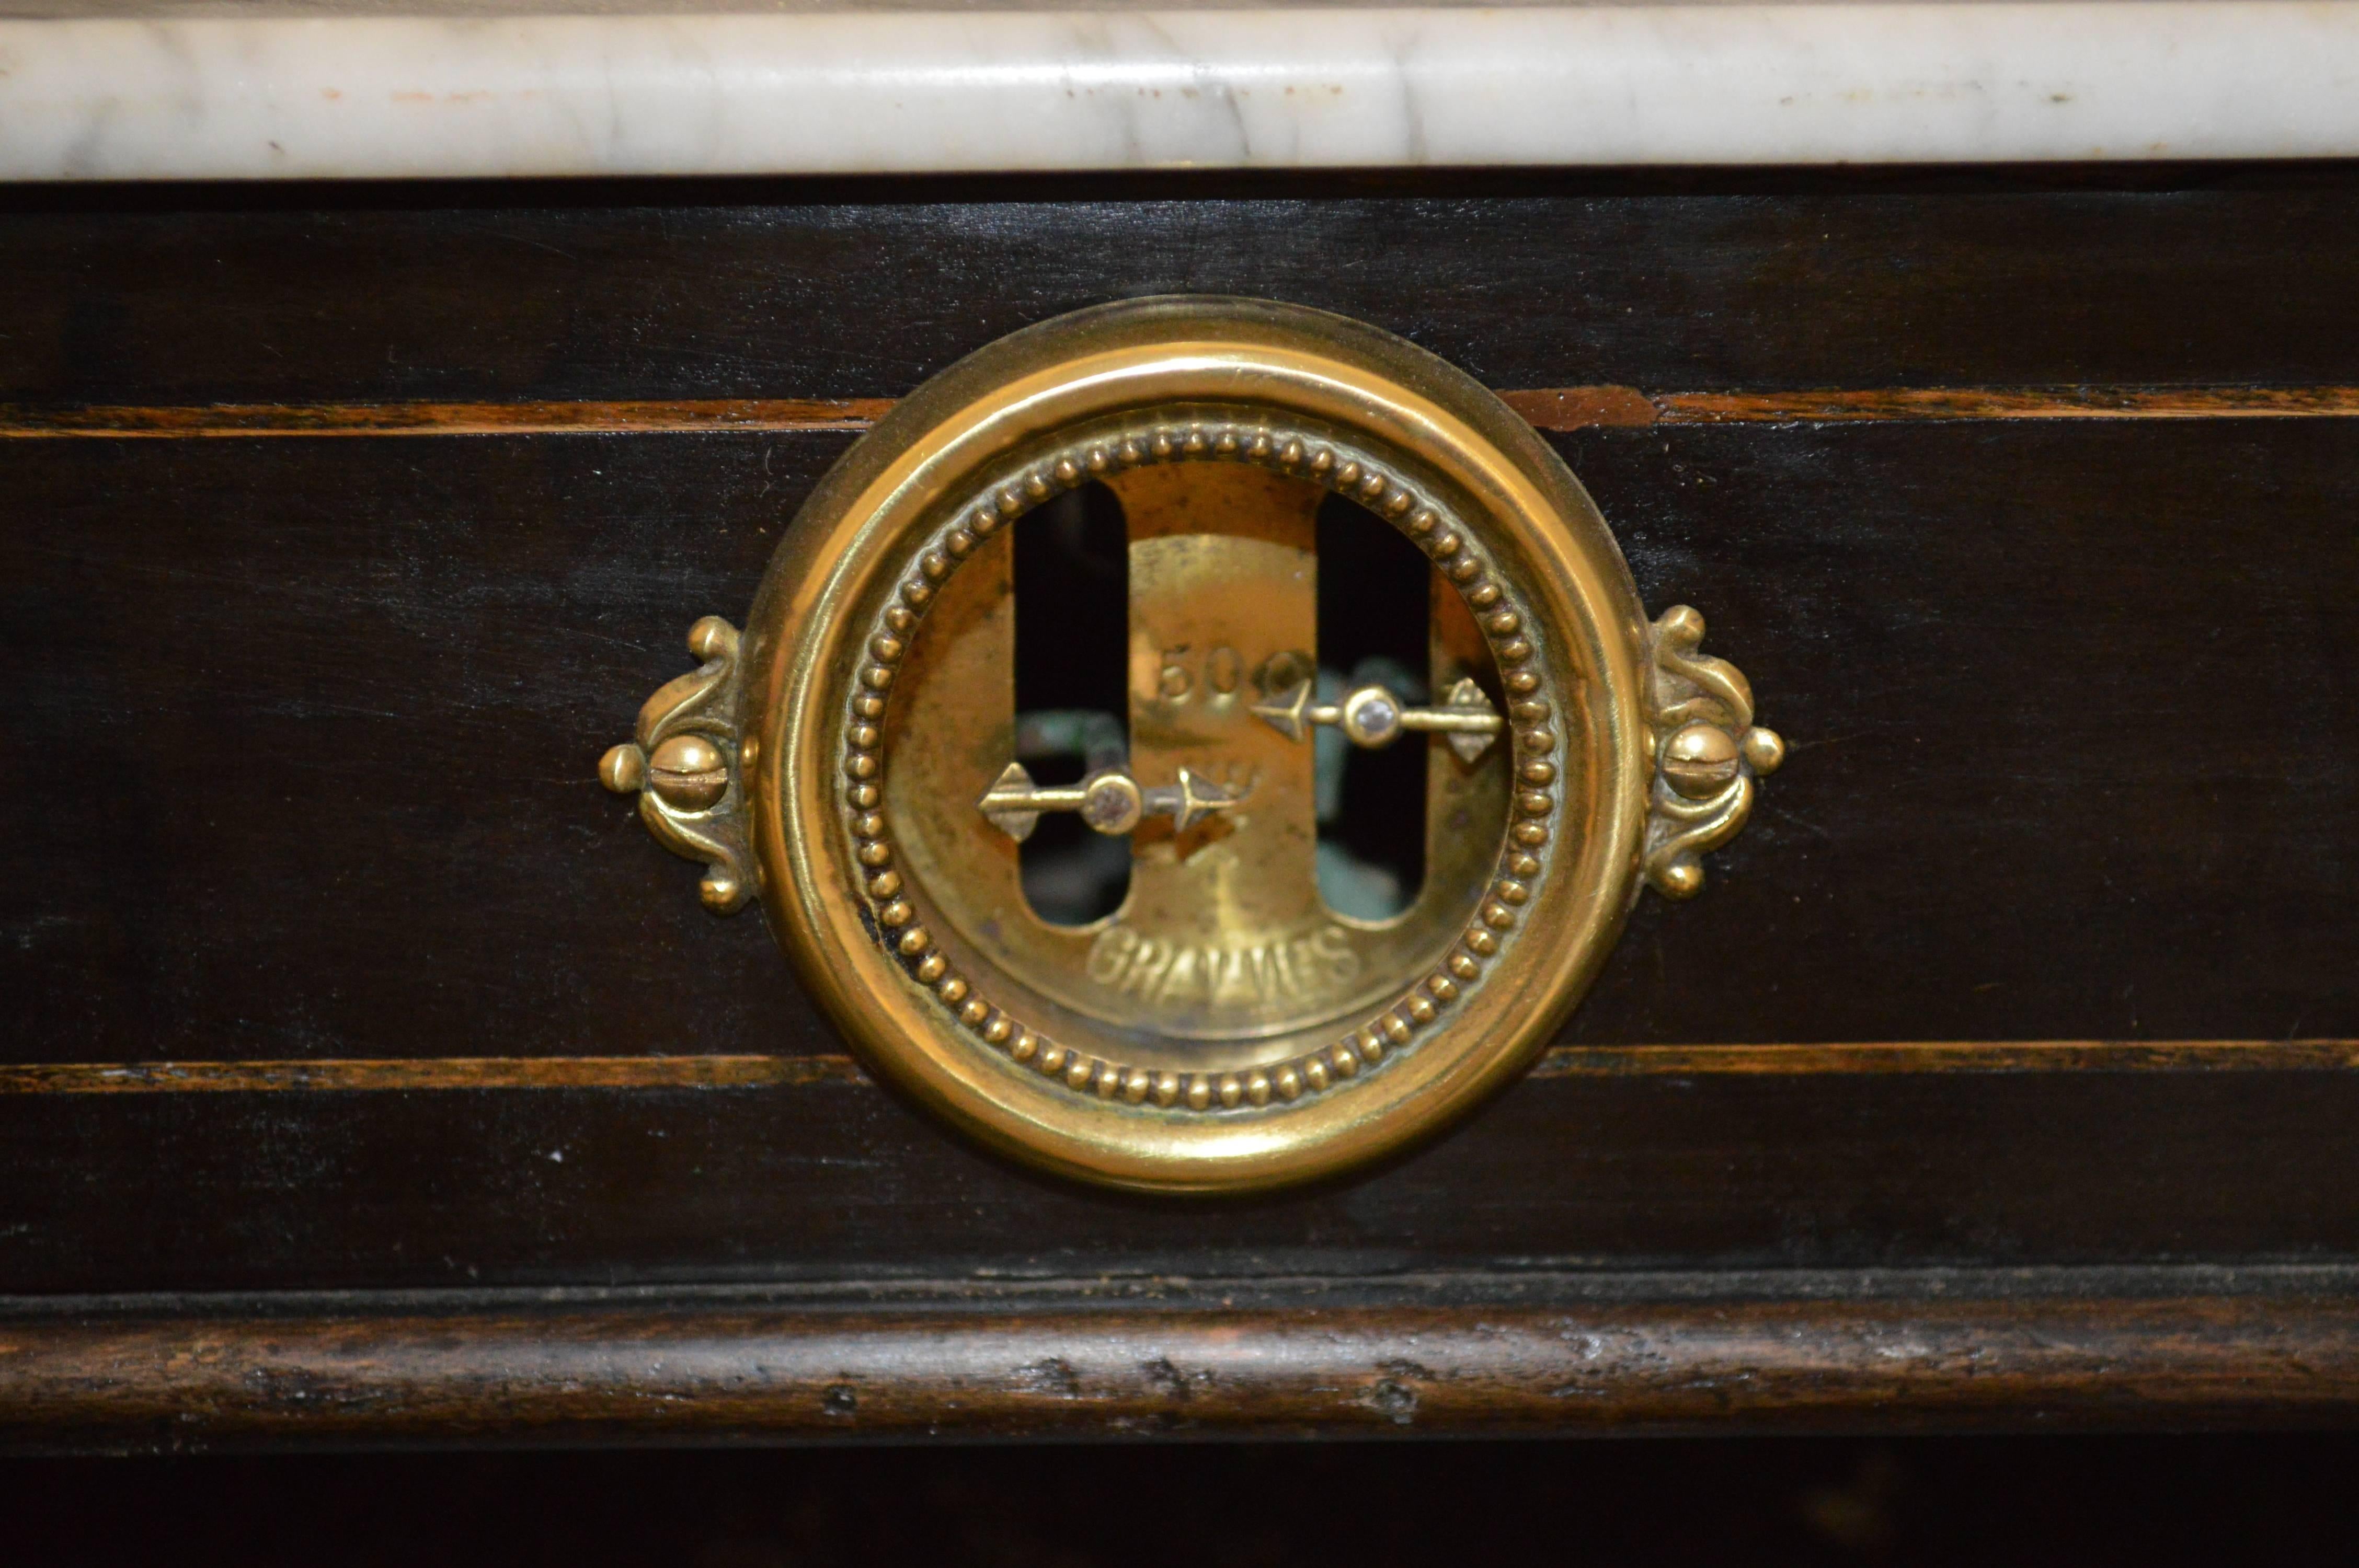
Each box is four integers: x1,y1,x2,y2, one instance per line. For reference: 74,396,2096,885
3,1040,2351,1095
6,1282,2357,1447
6,385,2359,439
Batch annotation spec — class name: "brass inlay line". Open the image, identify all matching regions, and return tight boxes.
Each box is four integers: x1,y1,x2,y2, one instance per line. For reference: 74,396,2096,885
7,386,2359,439
1528,1040,2359,1076
2,1041,2351,1094
0,1055,869,1094
0,398,897,437
1499,385,2359,429
1651,385,2359,424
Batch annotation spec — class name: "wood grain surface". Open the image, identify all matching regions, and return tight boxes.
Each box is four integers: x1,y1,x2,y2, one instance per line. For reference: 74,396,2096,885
10,172,2359,407
6,1269,2356,1450
6,1066,2358,1295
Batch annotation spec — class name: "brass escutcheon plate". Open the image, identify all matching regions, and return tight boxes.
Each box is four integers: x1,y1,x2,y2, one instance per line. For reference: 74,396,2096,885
602,297,1781,1192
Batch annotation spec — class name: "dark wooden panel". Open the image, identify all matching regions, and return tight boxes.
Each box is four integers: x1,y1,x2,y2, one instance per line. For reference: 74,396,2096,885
0,432,829,1065
8,173,2359,406
6,1267,2358,1450
1557,417,2359,1047
2,1067,2357,1293
5,420,2356,1070
4,1434,2352,1553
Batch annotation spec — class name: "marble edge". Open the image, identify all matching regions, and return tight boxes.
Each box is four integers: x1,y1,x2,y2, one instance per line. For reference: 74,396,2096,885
0,1,2278,15
3,4,2358,180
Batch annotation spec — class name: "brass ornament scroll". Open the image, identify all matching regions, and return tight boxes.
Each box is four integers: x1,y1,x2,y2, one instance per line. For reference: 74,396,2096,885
601,297,1781,1192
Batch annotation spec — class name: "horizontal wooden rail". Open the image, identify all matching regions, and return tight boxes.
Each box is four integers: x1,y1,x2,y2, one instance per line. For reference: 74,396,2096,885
6,386,2359,438
6,1271,2357,1448
3,1040,2352,1095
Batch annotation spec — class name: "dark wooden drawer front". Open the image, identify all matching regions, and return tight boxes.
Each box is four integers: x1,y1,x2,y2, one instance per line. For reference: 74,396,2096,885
4,172,2356,1439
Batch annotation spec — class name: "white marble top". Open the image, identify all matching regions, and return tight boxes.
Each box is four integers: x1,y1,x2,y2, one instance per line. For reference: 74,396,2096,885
4,2,2357,179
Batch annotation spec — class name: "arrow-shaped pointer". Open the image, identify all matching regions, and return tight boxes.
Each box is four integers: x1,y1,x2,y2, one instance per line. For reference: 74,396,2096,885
978,763,1245,842
1252,678,1504,763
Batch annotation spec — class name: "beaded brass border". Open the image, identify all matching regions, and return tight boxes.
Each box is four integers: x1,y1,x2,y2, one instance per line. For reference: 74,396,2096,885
835,412,1561,1114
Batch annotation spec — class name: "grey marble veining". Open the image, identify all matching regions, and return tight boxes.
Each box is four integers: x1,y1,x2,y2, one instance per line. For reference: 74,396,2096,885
3,3,2356,179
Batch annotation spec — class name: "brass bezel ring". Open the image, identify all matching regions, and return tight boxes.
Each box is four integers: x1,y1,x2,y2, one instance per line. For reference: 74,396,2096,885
740,297,1653,1193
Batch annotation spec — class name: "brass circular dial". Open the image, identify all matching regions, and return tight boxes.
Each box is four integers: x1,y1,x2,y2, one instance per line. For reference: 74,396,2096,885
601,297,1782,1192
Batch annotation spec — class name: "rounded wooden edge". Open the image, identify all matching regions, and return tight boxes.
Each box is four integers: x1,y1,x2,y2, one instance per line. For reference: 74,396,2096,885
7,1276,2359,1449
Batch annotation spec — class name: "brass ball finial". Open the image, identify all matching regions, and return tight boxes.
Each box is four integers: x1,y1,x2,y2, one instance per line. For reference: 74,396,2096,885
599,743,646,793
1742,726,1787,775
